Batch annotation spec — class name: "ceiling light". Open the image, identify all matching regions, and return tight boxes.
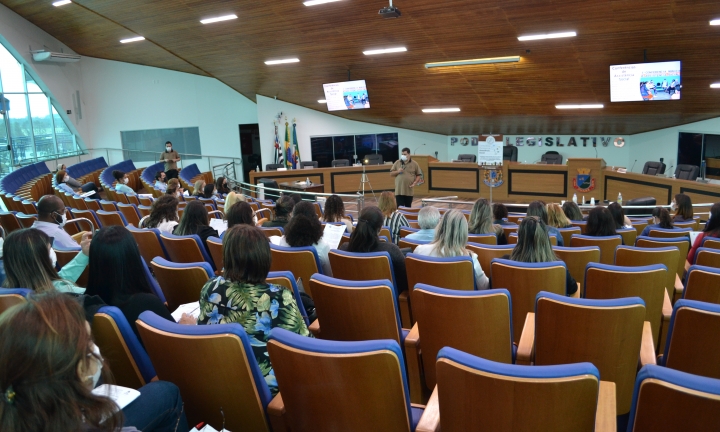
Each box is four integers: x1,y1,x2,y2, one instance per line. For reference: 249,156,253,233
200,14,238,24
363,47,407,55
555,104,604,109
120,36,145,44
265,58,300,65
425,56,520,68
52,0,71,6
710,19,720,25
304,0,342,5
518,31,577,41
711,83,720,88
318,99,327,103
422,108,461,113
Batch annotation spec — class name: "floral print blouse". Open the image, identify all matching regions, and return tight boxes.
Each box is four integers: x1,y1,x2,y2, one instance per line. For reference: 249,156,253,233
197,276,312,396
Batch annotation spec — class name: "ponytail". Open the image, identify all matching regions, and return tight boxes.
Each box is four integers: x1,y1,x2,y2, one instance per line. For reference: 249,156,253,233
347,207,383,253
652,207,673,229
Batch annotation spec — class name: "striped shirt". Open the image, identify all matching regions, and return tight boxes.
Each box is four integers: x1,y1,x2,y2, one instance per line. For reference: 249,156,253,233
384,211,410,244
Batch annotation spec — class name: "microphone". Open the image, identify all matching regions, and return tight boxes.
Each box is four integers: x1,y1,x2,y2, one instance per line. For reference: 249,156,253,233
630,159,637,172
594,146,598,159
667,165,674,178
414,144,426,154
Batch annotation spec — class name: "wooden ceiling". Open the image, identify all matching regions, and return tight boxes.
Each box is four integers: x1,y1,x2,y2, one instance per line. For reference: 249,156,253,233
4,0,720,135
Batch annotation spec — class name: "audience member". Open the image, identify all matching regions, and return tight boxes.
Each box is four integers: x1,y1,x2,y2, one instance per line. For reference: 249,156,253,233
492,203,512,225
202,183,217,200
197,225,311,396
2,228,90,295
546,203,573,229
586,206,619,237
263,195,294,228
322,195,353,233
340,206,408,294
215,176,231,195
673,193,694,222
607,202,633,229
32,195,84,249
526,201,564,245
226,201,255,231
154,171,167,192
640,206,676,237
173,201,219,253
508,217,577,296
165,178,184,197
55,169,99,199
192,180,206,197
289,193,302,205
0,292,189,431
143,195,179,233
223,191,246,214
405,206,440,242
688,202,720,263
414,209,490,289
468,198,506,244
562,201,584,221
112,170,136,196
270,201,332,276
378,191,409,244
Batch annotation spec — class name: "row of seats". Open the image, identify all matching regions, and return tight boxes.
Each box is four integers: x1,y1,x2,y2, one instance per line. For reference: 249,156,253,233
65,156,107,183
99,159,137,189
0,162,52,207
0,161,50,194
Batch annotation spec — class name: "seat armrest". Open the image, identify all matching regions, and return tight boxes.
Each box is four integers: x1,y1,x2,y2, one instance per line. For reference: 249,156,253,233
673,273,684,303
639,321,657,367
571,282,581,299
415,386,440,432
662,290,672,321
405,323,424,404
516,313,535,365
308,319,320,337
267,393,288,432
595,381,617,432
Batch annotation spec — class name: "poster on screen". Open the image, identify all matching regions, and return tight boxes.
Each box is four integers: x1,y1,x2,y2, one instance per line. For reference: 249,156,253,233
610,61,681,102
477,136,504,166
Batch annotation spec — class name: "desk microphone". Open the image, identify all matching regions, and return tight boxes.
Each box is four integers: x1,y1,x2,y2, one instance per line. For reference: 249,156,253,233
595,146,598,159
630,159,637,172
414,143,426,154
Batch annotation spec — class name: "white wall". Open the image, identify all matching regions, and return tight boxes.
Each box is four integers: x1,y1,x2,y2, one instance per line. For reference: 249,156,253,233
256,95,448,168
495,135,630,168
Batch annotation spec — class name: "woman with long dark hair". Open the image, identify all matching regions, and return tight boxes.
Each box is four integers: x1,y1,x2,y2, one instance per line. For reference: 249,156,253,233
143,194,179,233
270,201,332,275
687,202,720,264
673,193,694,222
339,206,408,294
607,202,632,229
0,292,188,431
527,201,564,245
640,207,676,237
226,201,255,230
215,176,231,195
174,200,219,253
323,195,353,233
262,195,294,228
562,201,584,221
585,206,619,237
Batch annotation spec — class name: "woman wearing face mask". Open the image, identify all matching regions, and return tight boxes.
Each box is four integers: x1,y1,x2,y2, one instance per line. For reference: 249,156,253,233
1,228,91,295
0,292,189,432
55,169,100,199
143,195,180,233
112,170,136,196
215,176,231,196
160,141,180,180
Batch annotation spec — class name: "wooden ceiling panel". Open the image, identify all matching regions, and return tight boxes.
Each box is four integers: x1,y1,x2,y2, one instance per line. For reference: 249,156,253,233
3,0,720,135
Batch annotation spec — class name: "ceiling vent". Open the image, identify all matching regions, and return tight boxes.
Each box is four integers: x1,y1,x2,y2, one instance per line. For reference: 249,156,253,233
31,50,81,63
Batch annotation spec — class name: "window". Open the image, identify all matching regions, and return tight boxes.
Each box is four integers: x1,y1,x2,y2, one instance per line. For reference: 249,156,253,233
0,38,84,174
309,132,399,167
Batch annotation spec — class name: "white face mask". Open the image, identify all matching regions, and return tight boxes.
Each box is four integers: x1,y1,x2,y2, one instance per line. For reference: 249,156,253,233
49,247,57,268
54,211,67,228
63,175,69,182
670,201,676,211
86,344,103,388
400,155,408,162
123,178,129,185
166,147,172,152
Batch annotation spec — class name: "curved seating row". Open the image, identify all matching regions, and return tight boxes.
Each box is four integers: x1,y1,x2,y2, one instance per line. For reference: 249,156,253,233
100,159,137,188
66,156,107,187
178,163,212,194
0,162,52,209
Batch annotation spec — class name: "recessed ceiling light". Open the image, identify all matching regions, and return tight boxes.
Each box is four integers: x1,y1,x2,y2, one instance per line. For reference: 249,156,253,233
265,58,300,65
363,47,407,55
120,36,145,44
422,108,461,113
555,104,604,109
318,99,327,103
304,0,342,5
518,31,577,41
425,56,520,68
200,14,238,24
710,19,720,25
52,0,71,6
711,83,720,88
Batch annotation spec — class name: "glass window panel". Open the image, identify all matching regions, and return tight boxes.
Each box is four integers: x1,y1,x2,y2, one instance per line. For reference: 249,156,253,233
377,133,399,165
0,112,10,175
355,134,377,163
0,43,25,93
28,93,53,157
52,106,77,155
25,71,42,93
5,94,33,163
310,136,333,168
332,135,355,162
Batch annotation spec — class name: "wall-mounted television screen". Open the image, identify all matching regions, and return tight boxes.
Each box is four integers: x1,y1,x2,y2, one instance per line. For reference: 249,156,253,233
323,80,370,111
610,61,681,102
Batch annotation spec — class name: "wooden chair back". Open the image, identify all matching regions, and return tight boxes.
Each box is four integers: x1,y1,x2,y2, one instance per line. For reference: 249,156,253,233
379,227,392,242
466,243,514,279
397,238,428,251
615,245,679,300
673,221,698,230
100,200,118,212
150,258,213,311
84,198,101,211
54,247,89,287
553,246,601,293
635,237,689,281
406,254,476,292
398,227,419,239
695,248,720,269
16,213,37,228
137,205,152,217
260,227,283,238
160,233,212,267
570,221,587,234
631,221,648,236
617,228,637,246
409,221,420,229
509,232,557,245
0,212,22,233
501,225,519,239
0,289,29,315
534,293,646,415
507,215,524,225
557,227,581,246
139,196,154,206
684,265,720,304
117,204,141,227
648,228,692,239
490,259,567,343
69,209,100,230
127,226,168,263
467,234,497,245
206,236,223,271
663,300,720,379
269,245,320,297
570,234,622,265
21,200,37,215
703,238,720,250
71,195,88,210
96,210,127,228
328,250,395,287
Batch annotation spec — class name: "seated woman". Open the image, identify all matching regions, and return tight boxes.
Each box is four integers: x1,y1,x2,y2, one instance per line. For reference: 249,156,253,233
112,170,136,196
223,190,246,214
226,201,255,229
492,203,512,226
378,191,409,244
607,202,633,229
55,169,100,199
173,201,219,254
414,209,490,289
586,206,620,238
673,193,694,223
546,203,573,229
688,202,720,264
0,292,189,431
508,217,577,296
202,183,218,201
527,201,565,246
640,206,676,237
143,195,179,233
339,206,408,294
2,228,90,295
197,225,311,396
154,171,167,192
192,180,206,197
468,198,506,244
269,201,332,276
562,201,584,221
262,195,294,229
215,176,231,196
85,226,193,340
165,178,187,198
322,194,353,233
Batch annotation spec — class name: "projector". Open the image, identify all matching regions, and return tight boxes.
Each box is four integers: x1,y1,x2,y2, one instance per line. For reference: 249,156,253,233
379,5,401,18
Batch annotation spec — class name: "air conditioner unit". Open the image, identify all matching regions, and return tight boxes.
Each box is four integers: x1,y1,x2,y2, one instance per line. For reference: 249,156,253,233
31,51,81,63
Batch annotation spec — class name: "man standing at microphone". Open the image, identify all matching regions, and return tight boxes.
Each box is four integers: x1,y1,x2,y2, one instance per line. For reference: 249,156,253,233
390,147,423,208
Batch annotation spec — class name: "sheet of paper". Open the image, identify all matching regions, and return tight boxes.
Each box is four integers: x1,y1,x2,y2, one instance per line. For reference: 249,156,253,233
209,218,228,235
79,191,95,198
689,231,701,245
138,193,154,199
92,384,141,411
172,301,200,322
323,223,347,250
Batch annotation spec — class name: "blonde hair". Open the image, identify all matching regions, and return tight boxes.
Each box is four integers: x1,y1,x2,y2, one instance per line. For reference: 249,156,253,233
429,209,470,258
193,180,206,195
468,198,494,234
378,191,397,217
546,203,571,228
224,191,246,214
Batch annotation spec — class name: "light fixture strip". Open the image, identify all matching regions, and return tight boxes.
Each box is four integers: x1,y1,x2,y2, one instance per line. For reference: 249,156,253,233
265,58,300,65
425,56,520,68
555,104,604,109
318,99,327,103
422,108,461,113
200,14,238,24
517,31,577,41
304,0,342,6
120,36,145,44
363,47,407,55
710,19,720,26
52,0,72,6
710,83,720,88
